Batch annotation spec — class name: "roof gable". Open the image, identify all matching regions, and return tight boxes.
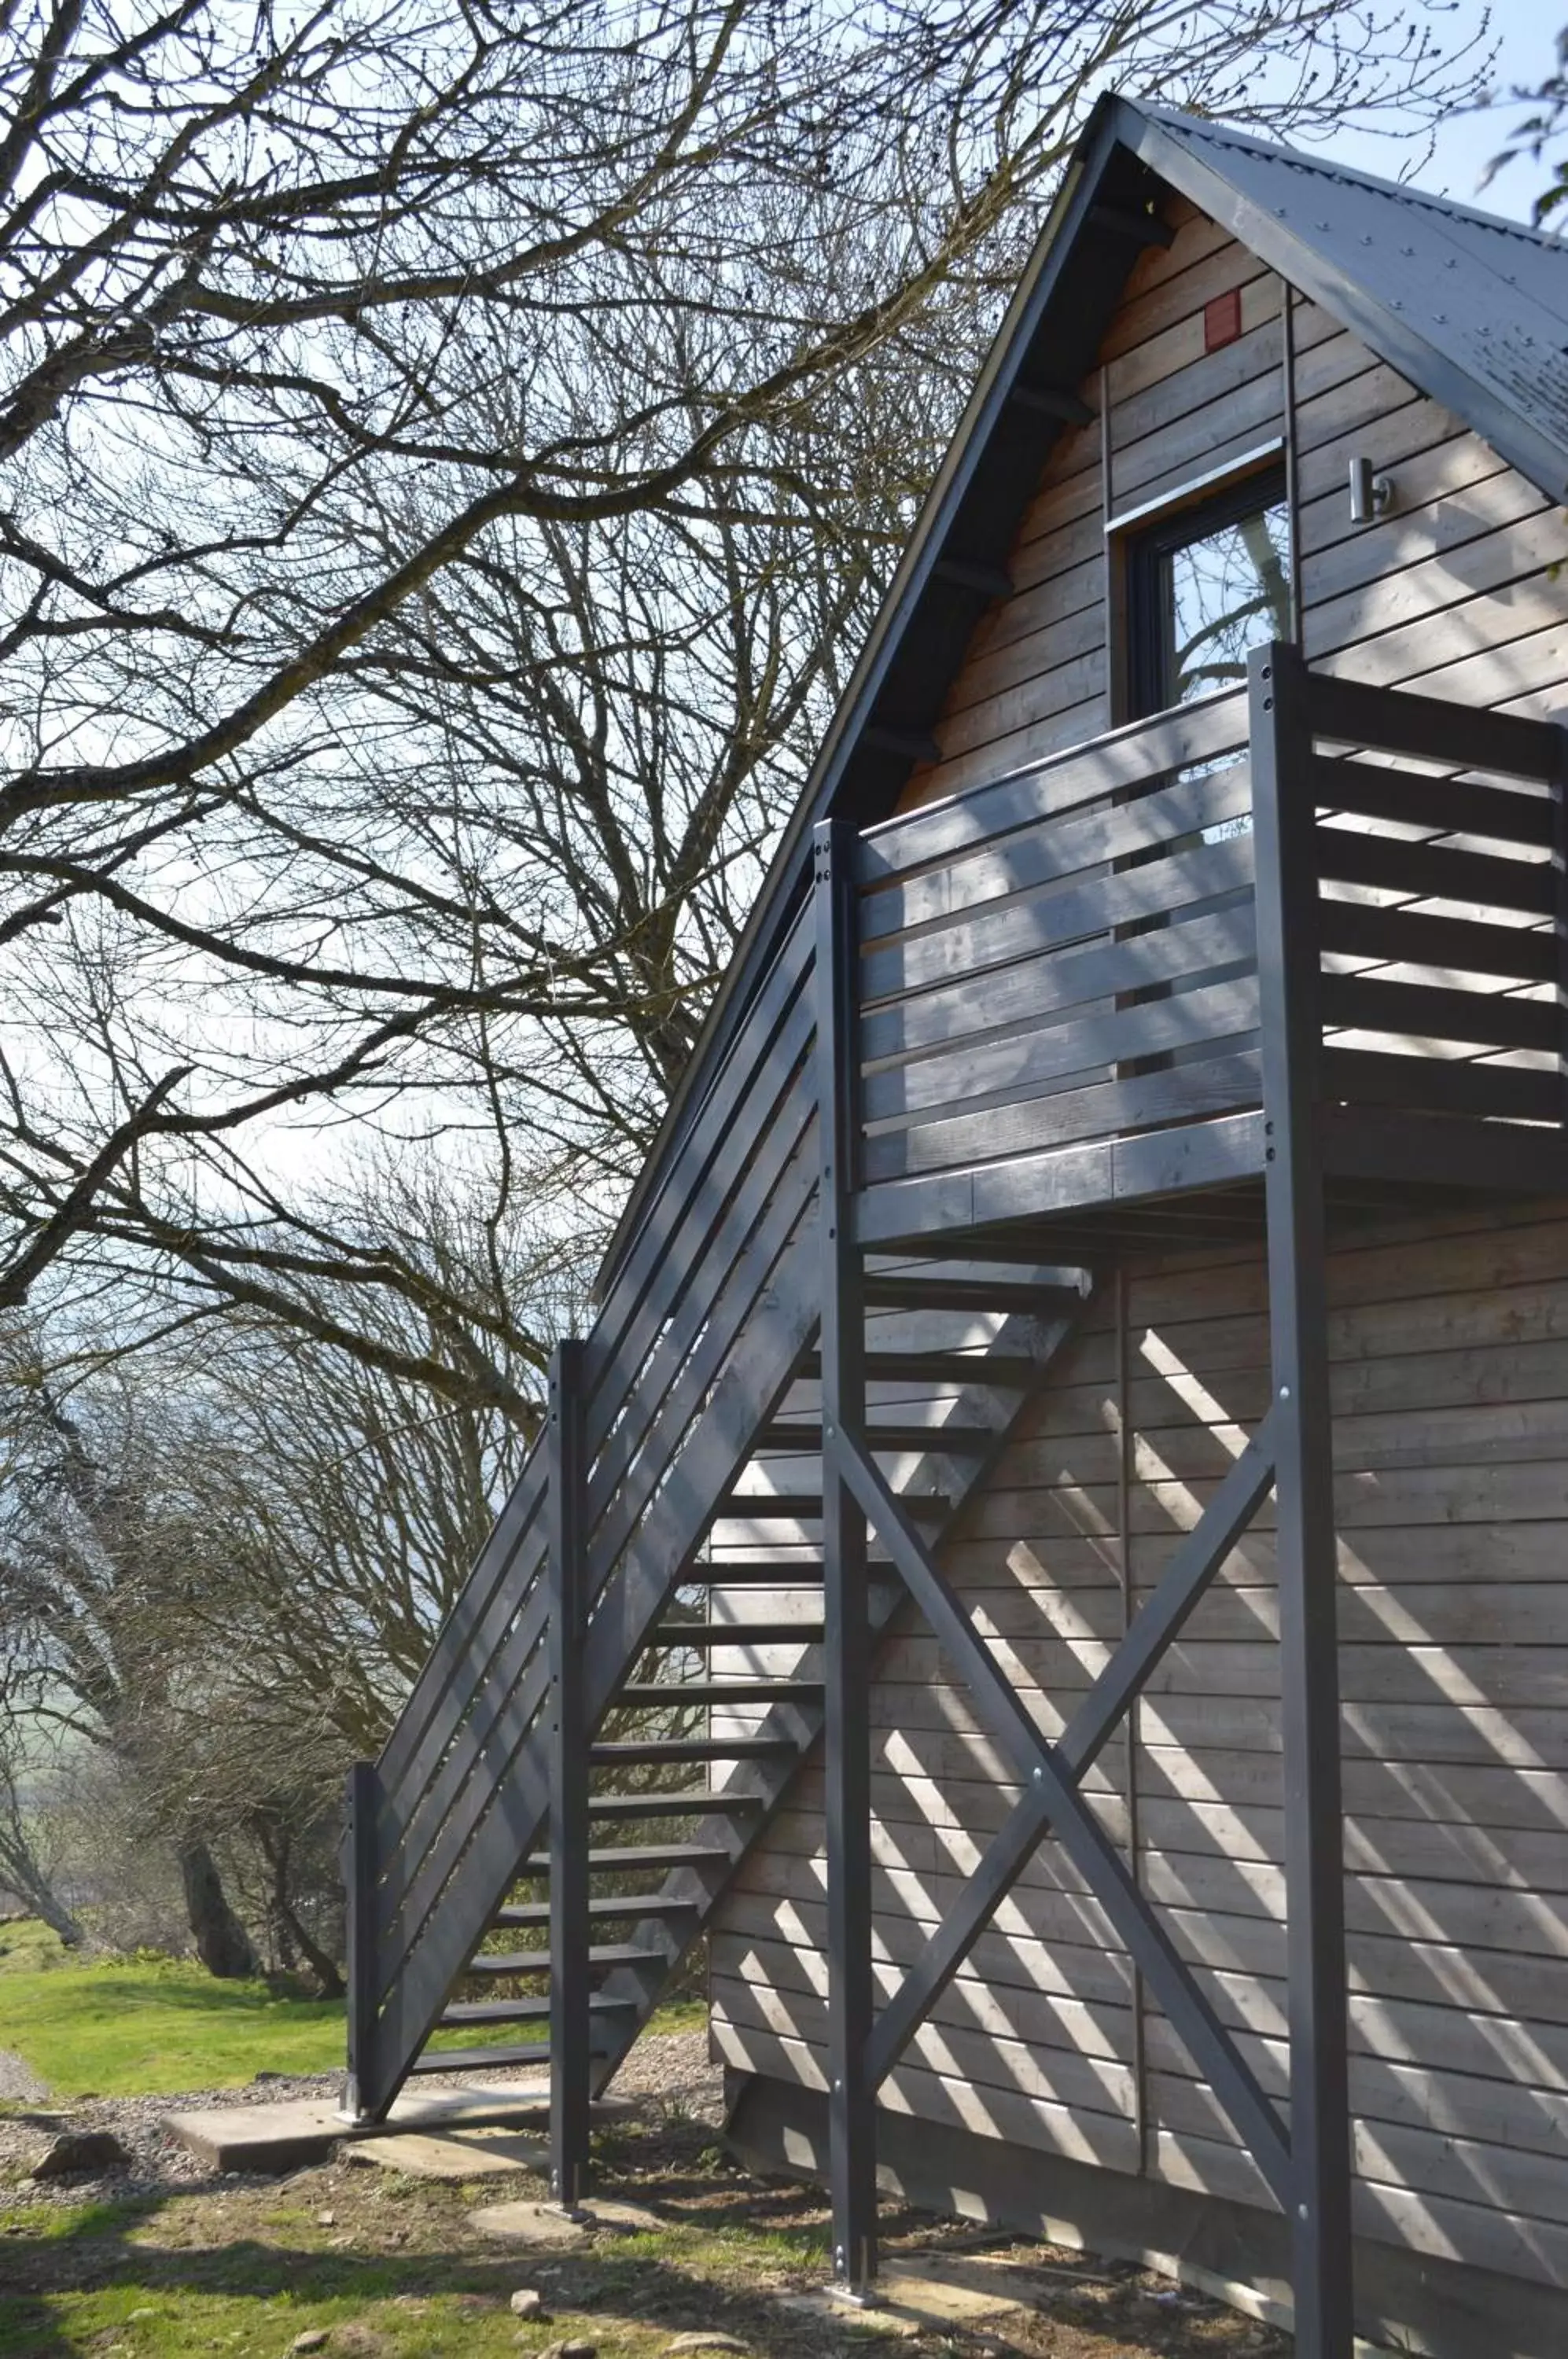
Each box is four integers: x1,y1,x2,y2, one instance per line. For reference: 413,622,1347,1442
600,95,1564,1285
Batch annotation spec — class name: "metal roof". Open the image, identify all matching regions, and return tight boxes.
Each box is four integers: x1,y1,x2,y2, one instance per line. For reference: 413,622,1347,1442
1128,104,1568,503
598,96,1568,1288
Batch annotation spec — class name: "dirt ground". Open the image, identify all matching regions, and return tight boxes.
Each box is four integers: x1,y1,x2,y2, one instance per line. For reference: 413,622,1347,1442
0,2096,1291,2359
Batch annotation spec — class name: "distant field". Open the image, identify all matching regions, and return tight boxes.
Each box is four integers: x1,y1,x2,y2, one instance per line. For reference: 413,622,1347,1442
0,1919,701,2098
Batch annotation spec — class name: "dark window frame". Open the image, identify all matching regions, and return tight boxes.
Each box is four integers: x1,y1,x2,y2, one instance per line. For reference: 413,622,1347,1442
1124,461,1290,719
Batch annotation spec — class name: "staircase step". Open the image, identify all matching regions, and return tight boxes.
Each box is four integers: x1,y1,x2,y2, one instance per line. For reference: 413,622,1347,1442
589,1789,764,1820
440,1994,636,2027
718,1491,945,1520
496,1894,699,1928
648,1621,823,1649
801,1349,1043,1386
687,1559,907,1588
589,1735,797,1765
407,2043,556,2075
518,1842,731,1875
616,1679,824,1706
465,1943,667,1974
756,1422,993,1454
863,1275,1084,1316
685,1559,825,1584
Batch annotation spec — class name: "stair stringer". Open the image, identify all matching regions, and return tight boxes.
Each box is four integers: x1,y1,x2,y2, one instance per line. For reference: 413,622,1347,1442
585,1271,1101,2092
363,1193,826,2114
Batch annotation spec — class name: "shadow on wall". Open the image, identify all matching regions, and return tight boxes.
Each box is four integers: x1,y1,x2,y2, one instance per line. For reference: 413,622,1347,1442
709,1209,1568,2298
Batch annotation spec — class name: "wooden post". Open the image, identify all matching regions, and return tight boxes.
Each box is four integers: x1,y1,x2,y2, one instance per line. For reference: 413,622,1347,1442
548,1335,591,2209
1250,641,1353,2359
814,817,877,2294
341,1759,381,2122
1548,717,1568,1139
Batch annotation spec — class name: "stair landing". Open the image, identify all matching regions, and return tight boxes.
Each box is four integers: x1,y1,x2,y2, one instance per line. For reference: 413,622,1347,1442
165,2079,631,2173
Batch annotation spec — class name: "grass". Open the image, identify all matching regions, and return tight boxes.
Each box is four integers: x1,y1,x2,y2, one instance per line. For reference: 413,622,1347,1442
0,1954,347,2098
0,1919,709,2099
0,1915,76,1973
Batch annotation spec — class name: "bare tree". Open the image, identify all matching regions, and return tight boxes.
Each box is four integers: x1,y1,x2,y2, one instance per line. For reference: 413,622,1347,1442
0,1721,81,1945
0,1171,573,1969
0,0,1485,1412
0,1328,261,1969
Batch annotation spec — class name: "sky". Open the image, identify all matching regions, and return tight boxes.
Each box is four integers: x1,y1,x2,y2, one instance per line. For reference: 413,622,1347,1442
1311,3,1555,224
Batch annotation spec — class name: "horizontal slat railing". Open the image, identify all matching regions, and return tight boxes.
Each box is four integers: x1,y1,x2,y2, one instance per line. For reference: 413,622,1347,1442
853,687,1260,1190
1302,666,1568,1144
355,901,823,2111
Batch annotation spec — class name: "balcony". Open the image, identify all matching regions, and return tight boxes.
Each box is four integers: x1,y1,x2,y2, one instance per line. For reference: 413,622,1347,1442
844,646,1568,1258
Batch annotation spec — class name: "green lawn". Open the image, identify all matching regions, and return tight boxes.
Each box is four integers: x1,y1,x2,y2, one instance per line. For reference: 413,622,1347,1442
0,1920,704,2098
0,1952,347,2098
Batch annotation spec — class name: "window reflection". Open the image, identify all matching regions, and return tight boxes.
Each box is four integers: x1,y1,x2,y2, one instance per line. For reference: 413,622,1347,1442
1161,502,1292,707
1126,469,1292,721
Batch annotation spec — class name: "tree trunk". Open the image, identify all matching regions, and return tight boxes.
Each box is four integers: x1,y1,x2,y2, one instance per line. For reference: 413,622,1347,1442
178,1838,259,1978
252,1808,344,1999
0,1852,83,1948
0,1761,83,1947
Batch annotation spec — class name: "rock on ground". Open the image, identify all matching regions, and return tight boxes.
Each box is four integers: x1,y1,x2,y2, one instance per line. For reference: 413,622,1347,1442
29,2130,131,2181
601,2030,723,2123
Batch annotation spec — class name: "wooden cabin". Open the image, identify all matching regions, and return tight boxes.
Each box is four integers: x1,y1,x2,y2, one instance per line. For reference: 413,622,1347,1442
342,100,1568,2359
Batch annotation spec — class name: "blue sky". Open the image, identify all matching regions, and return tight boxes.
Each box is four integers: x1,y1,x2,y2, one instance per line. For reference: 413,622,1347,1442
1312,5,1555,223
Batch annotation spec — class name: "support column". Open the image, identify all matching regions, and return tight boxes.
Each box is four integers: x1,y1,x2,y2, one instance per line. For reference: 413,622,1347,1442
1250,642,1353,2358
548,1335,592,2210
341,1758,381,2122
813,818,877,2293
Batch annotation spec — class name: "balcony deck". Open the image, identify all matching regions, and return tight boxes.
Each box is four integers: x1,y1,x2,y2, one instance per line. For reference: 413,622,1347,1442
846,668,1568,1261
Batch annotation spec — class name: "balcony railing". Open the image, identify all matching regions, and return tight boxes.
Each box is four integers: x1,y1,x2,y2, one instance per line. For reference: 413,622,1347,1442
844,644,1568,1240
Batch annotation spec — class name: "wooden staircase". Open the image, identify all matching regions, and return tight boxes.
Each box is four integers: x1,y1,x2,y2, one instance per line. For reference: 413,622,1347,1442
340,874,1095,2141
458,1263,1094,2104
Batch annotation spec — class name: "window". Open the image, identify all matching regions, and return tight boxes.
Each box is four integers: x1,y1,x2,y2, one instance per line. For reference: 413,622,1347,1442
1125,467,1292,718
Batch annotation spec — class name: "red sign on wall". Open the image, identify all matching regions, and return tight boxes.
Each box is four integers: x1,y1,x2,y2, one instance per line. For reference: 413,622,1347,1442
1204,287,1242,351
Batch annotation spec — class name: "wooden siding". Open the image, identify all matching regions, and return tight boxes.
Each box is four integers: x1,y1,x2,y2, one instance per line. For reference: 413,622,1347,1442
709,190,1568,2301
710,1205,1568,2290
899,197,1568,817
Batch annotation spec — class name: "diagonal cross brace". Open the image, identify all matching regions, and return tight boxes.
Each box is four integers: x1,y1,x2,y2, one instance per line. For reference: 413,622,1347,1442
866,1416,1280,2085
841,1427,1292,2212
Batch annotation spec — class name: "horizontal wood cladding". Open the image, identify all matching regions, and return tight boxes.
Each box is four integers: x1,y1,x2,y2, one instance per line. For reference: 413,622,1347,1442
709,1202,1568,2291
896,228,1568,830
714,192,1568,2302
898,206,1280,811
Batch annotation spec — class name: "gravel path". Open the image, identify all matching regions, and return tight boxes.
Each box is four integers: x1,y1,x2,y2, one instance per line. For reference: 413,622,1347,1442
0,2028,723,2206
0,2048,47,2102
603,2027,724,2122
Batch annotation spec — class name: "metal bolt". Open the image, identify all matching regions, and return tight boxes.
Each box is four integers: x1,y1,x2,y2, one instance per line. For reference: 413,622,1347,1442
1279,1385,1292,1400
